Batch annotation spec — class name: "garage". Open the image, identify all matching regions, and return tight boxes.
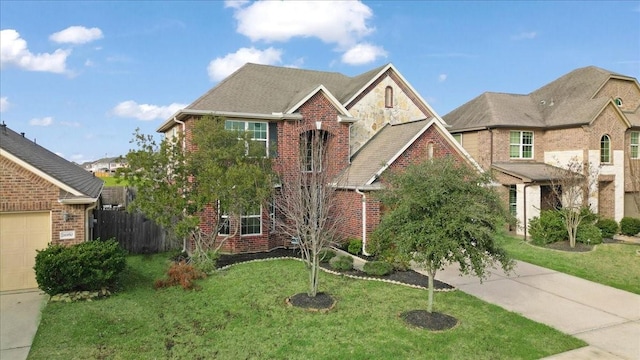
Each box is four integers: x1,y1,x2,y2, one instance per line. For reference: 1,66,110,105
0,212,51,292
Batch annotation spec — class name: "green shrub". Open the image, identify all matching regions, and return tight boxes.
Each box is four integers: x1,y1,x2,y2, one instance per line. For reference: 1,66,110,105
34,239,127,296
329,255,353,271
595,218,619,238
576,223,602,245
363,261,393,276
528,210,567,245
347,238,362,255
318,249,336,263
620,217,640,236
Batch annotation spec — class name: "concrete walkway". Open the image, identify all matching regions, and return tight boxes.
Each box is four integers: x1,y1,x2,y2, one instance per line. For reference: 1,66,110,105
427,261,640,360
0,290,47,360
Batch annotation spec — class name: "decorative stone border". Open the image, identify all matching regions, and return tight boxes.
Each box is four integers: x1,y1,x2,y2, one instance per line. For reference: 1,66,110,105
216,256,456,292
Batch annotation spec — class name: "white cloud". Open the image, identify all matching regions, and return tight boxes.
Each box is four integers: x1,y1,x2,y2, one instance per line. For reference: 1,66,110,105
438,74,448,82
511,31,537,40
1,29,70,73
207,47,282,81
29,116,54,126
50,26,103,44
341,43,387,65
224,0,250,9
0,97,9,112
112,100,187,121
232,1,374,48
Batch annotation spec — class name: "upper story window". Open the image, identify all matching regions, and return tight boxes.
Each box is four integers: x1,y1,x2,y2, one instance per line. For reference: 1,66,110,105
509,131,533,159
631,131,639,159
225,120,268,156
301,130,329,172
614,97,623,107
385,86,393,108
600,134,611,164
452,133,462,145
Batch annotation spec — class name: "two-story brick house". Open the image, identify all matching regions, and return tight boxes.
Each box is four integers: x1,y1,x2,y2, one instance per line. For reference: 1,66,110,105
157,63,479,254
443,66,640,236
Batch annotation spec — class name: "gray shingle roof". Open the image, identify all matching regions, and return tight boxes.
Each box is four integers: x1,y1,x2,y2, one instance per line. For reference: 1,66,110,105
0,125,103,199
340,119,431,188
444,66,639,131
492,162,578,182
187,63,389,114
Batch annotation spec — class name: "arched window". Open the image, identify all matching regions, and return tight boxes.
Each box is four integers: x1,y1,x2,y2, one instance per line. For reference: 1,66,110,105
614,97,623,107
600,134,611,163
385,86,393,108
426,142,434,160
301,130,329,172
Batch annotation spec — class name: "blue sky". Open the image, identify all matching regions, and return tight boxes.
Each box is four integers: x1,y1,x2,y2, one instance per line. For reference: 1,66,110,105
1,1,639,164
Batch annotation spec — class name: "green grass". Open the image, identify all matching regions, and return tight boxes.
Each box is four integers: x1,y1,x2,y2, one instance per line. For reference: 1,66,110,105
29,253,585,359
98,176,127,187
498,234,640,294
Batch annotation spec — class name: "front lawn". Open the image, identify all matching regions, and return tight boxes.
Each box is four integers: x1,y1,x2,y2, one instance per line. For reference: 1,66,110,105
498,234,640,294
30,253,584,359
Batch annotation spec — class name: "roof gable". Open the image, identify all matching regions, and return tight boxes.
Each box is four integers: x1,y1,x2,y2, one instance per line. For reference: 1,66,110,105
0,125,103,200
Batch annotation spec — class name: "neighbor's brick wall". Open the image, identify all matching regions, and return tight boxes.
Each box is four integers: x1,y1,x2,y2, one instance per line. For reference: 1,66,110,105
0,156,87,245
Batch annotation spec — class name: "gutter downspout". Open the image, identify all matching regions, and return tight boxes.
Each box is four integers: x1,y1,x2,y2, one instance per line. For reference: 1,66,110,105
173,117,188,252
355,188,370,256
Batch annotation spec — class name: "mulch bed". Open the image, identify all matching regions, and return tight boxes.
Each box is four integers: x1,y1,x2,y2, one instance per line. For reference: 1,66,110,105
400,310,458,331
544,240,593,252
286,292,336,312
216,248,454,291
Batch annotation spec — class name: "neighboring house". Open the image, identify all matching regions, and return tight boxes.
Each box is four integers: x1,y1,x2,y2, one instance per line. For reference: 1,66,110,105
157,63,478,254
0,124,104,291
83,156,127,175
443,66,640,236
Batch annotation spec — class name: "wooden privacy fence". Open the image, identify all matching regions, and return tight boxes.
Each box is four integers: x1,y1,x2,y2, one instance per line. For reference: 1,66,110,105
93,210,178,254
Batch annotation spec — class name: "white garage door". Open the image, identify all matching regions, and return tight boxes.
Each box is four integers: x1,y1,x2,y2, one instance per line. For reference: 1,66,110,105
0,212,51,292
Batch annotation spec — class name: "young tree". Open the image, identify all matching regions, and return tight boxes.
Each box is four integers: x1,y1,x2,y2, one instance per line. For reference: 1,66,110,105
275,126,343,297
118,116,274,268
546,157,599,248
371,157,514,313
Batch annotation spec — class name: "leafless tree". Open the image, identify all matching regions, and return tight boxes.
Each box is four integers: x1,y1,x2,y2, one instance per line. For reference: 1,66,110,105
547,157,599,248
275,125,345,297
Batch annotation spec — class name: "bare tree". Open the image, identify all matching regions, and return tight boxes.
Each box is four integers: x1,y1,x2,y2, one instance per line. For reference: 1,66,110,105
546,157,599,248
275,125,344,297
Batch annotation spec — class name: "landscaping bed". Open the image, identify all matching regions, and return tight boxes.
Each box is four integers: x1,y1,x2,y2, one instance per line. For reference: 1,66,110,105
216,247,454,291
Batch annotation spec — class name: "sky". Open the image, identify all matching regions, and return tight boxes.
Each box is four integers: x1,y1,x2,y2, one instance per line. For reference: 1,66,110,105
1,1,639,164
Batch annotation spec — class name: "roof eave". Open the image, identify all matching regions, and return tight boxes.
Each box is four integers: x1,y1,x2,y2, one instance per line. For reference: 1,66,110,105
157,109,304,132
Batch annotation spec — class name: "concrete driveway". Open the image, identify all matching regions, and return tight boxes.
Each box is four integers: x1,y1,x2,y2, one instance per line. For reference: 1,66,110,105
431,260,640,360
0,290,47,360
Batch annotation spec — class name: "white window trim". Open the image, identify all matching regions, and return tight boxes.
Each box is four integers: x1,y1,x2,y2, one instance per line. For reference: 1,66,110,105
240,206,262,236
510,130,534,159
600,134,612,164
225,120,269,157
631,131,639,159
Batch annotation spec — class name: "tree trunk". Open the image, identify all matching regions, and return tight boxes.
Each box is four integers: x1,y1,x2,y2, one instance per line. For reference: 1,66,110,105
308,247,319,297
427,264,436,313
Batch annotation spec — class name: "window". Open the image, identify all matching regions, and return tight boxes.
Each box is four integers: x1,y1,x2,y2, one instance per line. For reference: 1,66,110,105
218,204,262,236
509,185,517,216
268,199,276,233
600,134,611,163
615,97,623,107
426,142,434,160
301,130,328,172
225,120,268,156
241,204,262,236
509,131,534,159
385,86,393,108
631,131,639,159
452,133,462,145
